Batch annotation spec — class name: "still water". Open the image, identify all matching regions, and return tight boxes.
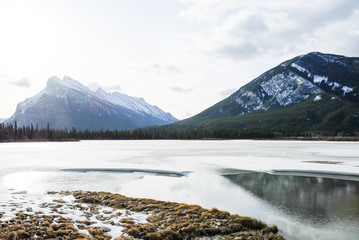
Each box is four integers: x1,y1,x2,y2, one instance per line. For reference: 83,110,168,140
0,140,358,239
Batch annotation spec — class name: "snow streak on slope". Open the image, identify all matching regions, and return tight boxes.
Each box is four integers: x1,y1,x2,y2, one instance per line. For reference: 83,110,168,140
94,89,175,122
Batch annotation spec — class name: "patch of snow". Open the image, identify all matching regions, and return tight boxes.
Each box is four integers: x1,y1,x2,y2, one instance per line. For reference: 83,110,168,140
311,78,353,97
342,86,354,95
290,63,312,78
236,91,263,110
313,95,322,102
291,63,306,73
56,93,69,108
0,192,151,239
332,82,340,90
313,75,328,84
311,52,347,66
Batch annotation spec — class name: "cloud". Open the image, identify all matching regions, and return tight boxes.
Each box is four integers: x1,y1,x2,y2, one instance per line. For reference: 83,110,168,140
180,0,359,61
213,41,261,61
164,65,185,74
170,86,192,93
87,82,101,92
179,0,359,23
144,63,185,75
10,78,31,88
179,0,241,21
1,73,31,88
104,84,122,92
0,73,12,79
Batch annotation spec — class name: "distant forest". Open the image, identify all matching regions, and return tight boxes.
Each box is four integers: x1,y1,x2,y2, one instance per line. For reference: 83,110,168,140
1,121,358,142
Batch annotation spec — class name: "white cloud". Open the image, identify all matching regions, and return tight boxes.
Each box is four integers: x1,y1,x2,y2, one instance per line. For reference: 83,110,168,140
170,86,192,94
1,73,32,88
0,1,358,119
180,0,359,62
0,73,12,79
10,78,31,88
179,0,241,21
105,84,123,92
143,63,185,75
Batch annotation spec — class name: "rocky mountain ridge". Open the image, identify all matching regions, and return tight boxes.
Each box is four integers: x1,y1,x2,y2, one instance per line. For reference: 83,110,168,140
187,52,359,121
5,76,177,130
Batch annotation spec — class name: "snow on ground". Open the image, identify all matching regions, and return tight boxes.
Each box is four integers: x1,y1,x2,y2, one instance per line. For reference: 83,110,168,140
313,95,322,101
342,86,354,95
0,191,150,239
313,75,328,84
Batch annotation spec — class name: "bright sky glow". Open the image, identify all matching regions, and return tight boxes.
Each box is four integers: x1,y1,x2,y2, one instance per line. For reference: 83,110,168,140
1,0,358,119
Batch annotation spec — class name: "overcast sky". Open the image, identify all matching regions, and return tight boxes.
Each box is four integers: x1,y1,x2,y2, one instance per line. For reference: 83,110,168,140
1,0,358,119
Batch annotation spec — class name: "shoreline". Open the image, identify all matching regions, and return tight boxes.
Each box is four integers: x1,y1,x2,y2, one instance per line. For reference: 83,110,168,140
0,190,284,240
0,139,80,143
1,136,359,143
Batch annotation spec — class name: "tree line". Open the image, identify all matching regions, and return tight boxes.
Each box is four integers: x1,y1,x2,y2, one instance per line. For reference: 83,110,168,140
0,122,357,142
0,121,277,141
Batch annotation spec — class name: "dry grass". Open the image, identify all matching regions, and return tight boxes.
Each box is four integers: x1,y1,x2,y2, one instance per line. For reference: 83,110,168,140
0,190,285,240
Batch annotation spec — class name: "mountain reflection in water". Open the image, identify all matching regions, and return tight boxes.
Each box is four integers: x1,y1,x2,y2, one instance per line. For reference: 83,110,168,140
223,172,359,226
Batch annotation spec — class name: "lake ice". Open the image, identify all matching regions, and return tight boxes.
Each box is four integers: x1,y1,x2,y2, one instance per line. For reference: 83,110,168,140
0,140,358,240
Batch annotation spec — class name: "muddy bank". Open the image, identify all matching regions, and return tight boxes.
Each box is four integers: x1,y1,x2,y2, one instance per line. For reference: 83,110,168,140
0,191,284,240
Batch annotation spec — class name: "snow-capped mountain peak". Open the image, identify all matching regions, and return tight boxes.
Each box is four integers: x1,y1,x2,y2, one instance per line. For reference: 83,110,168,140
46,76,93,95
5,76,177,130
190,52,359,120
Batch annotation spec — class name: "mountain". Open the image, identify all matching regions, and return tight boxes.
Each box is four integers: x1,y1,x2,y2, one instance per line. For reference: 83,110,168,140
0,118,6,123
5,76,177,130
177,52,359,132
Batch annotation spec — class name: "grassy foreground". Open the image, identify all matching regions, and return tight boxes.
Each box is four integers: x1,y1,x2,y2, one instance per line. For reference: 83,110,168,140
0,191,284,240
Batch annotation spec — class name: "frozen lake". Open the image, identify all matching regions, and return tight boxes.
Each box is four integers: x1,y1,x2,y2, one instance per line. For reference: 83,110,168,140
0,140,358,239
